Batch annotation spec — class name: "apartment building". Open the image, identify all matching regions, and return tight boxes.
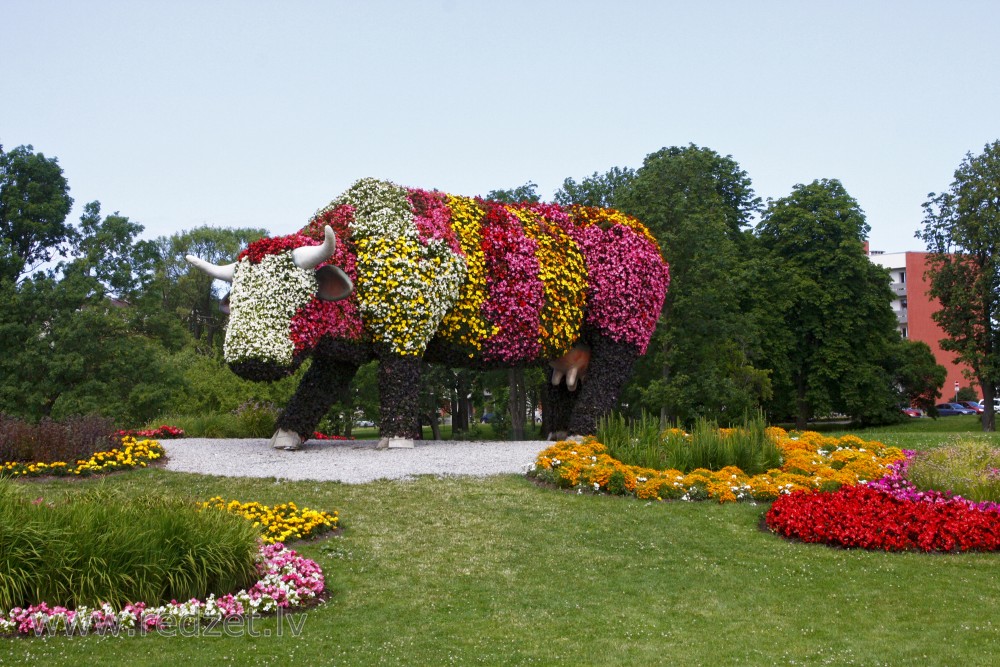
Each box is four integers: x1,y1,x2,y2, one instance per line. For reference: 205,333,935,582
867,248,974,400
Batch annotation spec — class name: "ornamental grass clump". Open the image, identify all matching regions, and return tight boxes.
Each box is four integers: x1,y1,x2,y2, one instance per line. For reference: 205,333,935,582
0,414,115,464
906,439,1000,504
596,412,668,469
0,481,259,610
600,411,782,476
232,401,279,438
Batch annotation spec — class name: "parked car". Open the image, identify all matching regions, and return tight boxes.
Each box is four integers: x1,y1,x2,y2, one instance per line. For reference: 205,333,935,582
960,401,985,414
936,403,977,416
978,399,1000,411
901,407,922,418
355,419,375,428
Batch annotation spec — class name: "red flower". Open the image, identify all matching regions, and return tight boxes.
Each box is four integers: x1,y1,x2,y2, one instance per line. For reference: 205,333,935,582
766,485,1000,553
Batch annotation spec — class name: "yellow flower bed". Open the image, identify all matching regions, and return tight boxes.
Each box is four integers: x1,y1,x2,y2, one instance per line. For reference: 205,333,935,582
530,427,905,503
198,497,339,544
0,436,164,478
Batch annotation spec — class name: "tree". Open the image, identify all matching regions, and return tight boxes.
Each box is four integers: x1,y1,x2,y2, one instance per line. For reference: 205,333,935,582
0,144,74,282
484,182,539,204
554,167,635,209
616,145,769,424
151,225,267,351
893,339,947,415
919,140,1000,432
756,179,901,427
0,198,192,425
71,201,159,300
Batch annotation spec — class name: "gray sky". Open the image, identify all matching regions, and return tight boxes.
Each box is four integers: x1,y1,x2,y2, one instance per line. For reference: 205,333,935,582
3,0,998,253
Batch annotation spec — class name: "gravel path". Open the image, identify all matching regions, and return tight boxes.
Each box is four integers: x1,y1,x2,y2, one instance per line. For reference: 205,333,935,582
160,438,552,483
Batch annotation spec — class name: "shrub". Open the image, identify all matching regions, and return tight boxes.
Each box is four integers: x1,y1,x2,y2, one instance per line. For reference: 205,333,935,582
599,411,782,475
232,401,279,438
0,414,115,464
906,439,1000,504
0,481,260,609
150,412,243,438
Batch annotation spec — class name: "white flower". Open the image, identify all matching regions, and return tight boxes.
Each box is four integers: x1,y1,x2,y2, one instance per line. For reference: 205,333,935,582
224,254,316,365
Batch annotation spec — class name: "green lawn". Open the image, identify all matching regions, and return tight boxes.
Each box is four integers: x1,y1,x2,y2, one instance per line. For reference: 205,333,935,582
4,419,1000,665
831,414,1000,450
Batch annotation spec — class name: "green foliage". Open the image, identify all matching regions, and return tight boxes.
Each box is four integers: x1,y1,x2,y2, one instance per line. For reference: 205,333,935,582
483,182,540,204
489,383,510,440
906,439,1000,503
957,386,980,402
893,339,947,413
919,140,1000,432
599,411,782,475
0,271,185,426
0,144,74,282
617,145,769,424
0,480,259,609
554,167,635,208
163,347,305,417
71,201,159,300
755,179,901,427
151,225,268,351
153,412,243,438
232,401,279,438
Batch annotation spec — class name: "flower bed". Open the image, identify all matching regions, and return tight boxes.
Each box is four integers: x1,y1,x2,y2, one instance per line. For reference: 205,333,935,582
116,425,185,439
0,436,164,478
867,450,1000,512
198,497,339,544
529,428,904,503
0,543,324,637
765,484,1000,552
311,431,353,441
766,449,1000,552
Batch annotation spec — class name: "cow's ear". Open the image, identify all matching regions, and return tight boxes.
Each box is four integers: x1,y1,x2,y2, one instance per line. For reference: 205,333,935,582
316,265,354,302
220,292,231,314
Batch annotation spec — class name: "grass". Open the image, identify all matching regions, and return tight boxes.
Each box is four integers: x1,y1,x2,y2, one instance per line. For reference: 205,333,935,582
599,412,782,475
906,439,1000,503
828,414,1000,451
3,418,999,664
0,480,260,609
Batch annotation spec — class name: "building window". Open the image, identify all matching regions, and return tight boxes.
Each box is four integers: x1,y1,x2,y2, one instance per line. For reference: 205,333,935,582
899,270,906,284
901,326,908,339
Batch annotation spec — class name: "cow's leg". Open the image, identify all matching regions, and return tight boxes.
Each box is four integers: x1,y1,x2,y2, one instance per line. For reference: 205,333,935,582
377,353,422,448
544,366,575,440
273,355,359,450
567,334,640,436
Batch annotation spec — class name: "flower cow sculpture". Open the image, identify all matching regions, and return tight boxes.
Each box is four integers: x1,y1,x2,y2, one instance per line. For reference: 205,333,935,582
187,179,669,450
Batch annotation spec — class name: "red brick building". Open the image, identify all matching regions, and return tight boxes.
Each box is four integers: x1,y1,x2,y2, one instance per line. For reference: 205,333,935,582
867,248,976,401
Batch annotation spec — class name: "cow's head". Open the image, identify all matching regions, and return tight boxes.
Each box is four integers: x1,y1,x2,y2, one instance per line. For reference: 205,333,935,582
186,225,353,381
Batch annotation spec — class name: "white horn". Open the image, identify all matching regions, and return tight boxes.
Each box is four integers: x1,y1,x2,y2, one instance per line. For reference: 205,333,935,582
291,225,337,270
185,255,236,283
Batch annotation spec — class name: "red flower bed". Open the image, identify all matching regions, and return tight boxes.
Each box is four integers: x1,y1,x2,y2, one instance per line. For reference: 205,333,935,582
765,485,1000,552
115,425,185,439
311,432,353,441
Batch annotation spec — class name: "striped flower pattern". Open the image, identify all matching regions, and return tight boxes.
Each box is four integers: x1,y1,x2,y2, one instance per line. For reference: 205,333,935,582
225,178,668,366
